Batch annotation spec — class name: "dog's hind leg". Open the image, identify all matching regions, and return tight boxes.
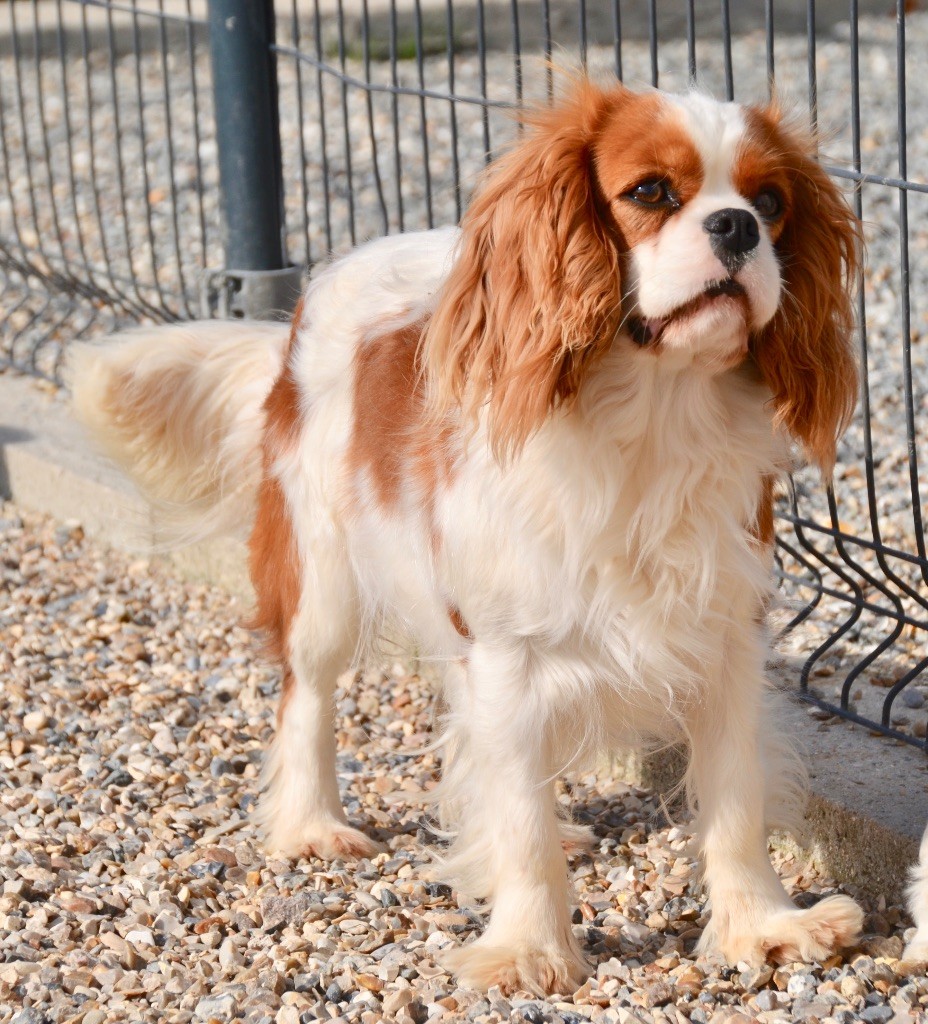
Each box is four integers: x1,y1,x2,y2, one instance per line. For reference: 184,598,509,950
251,485,378,860
261,618,379,860
249,359,378,860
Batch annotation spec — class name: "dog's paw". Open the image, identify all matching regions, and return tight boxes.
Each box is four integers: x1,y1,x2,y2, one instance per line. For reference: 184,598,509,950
559,820,595,857
700,895,863,965
443,937,590,996
758,896,864,963
300,824,383,861
267,820,382,862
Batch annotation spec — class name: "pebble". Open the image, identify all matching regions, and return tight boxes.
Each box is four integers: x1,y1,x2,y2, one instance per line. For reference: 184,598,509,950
841,975,868,1000
859,1006,895,1024
901,689,925,709
22,710,48,732
740,964,774,990
218,937,244,968
384,989,416,1015
261,892,322,929
195,993,238,1019
210,755,234,778
753,990,782,1012
786,973,818,1001
125,927,156,947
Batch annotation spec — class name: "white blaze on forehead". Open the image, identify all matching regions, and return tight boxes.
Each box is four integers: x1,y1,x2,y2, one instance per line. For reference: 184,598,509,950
663,91,747,193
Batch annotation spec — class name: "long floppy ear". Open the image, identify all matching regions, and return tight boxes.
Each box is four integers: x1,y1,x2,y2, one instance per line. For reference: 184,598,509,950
749,109,860,474
421,80,622,459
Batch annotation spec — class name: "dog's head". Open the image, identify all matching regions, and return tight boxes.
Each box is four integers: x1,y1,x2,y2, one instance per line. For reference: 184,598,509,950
423,80,858,470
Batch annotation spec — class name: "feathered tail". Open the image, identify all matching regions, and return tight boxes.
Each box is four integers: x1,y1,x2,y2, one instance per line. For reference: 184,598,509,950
68,320,290,546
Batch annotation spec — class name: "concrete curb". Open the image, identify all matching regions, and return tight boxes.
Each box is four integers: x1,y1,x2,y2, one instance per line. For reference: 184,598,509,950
1,368,924,903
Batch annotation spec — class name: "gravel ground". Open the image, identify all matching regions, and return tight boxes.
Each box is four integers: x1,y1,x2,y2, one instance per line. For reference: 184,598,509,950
0,499,926,1024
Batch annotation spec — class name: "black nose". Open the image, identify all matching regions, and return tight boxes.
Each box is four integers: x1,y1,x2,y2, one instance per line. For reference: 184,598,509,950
703,208,760,269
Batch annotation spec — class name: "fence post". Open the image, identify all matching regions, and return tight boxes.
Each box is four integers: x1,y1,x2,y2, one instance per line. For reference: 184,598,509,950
206,0,302,318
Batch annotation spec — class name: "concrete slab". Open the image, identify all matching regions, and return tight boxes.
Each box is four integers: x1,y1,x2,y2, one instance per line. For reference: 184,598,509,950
0,371,251,598
777,686,928,899
0,366,923,901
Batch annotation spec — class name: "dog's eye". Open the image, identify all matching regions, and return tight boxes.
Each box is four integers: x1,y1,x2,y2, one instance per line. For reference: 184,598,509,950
754,188,783,221
626,180,676,208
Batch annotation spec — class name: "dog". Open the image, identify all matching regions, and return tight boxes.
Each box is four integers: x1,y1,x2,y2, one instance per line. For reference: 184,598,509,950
71,79,865,995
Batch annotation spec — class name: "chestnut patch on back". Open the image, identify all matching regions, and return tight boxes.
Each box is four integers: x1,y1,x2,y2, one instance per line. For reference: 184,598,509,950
348,320,455,512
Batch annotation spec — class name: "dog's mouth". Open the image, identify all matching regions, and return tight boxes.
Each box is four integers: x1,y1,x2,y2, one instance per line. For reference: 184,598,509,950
627,278,747,347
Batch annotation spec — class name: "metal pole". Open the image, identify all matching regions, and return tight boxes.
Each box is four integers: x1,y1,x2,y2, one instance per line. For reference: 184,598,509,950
206,0,301,318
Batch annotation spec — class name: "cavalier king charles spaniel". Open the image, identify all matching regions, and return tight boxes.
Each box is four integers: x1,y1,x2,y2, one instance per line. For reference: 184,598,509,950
72,79,865,994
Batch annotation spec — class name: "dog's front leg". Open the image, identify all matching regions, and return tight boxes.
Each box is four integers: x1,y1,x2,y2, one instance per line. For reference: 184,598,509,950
441,641,589,995
691,637,862,964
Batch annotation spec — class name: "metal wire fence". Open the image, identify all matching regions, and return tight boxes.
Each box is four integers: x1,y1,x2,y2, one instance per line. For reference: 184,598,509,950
1,0,926,750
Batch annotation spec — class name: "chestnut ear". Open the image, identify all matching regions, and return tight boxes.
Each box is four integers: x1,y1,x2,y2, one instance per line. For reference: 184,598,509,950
750,112,860,474
421,80,623,458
